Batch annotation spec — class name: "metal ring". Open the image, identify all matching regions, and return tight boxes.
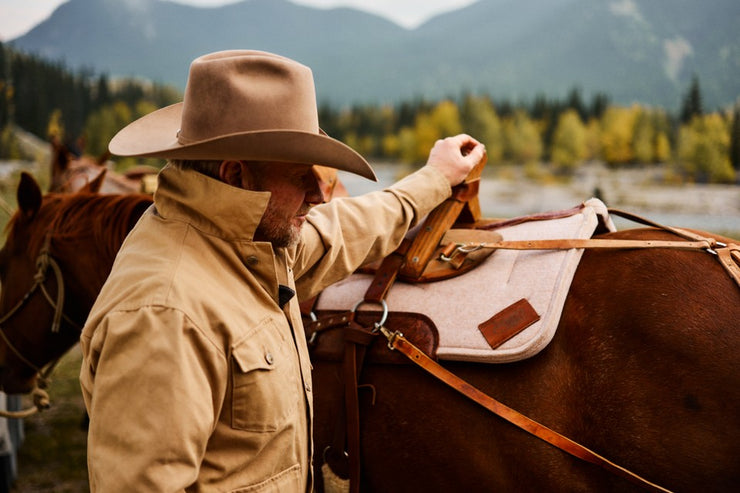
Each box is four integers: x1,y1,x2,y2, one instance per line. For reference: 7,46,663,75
323,445,348,463
457,243,483,253
351,298,389,328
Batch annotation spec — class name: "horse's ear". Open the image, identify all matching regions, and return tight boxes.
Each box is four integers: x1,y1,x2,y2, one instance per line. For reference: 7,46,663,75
17,172,42,220
83,169,107,194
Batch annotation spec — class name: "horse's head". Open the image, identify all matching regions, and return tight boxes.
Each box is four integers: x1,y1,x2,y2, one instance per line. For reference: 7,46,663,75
0,172,152,393
0,173,68,392
49,138,148,195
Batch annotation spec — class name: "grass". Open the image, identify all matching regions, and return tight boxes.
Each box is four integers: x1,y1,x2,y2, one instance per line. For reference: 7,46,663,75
11,346,89,492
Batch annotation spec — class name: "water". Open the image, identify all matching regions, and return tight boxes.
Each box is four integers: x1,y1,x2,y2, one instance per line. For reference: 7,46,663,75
339,162,740,236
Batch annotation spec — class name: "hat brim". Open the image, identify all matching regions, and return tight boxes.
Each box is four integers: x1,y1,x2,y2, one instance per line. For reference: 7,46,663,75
109,103,377,181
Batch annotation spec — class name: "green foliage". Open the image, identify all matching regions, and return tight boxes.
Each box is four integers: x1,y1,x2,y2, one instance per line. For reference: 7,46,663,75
0,42,180,159
2,42,737,182
680,75,703,124
0,124,21,160
460,95,504,163
730,105,740,171
83,101,133,157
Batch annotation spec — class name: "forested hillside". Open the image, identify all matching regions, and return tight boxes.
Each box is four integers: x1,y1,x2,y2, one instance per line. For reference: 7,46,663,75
1,43,738,184
10,0,740,110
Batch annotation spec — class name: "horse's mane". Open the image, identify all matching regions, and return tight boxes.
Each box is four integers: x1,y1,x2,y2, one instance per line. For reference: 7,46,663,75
9,191,152,262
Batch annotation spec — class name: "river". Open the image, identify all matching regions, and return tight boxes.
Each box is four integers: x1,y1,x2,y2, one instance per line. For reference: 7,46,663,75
339,162,740,236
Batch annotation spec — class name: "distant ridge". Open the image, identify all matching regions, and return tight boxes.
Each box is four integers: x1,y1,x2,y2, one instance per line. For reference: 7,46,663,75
9,0,740,110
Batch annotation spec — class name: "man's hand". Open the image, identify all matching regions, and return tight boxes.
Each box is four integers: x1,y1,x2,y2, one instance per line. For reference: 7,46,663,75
424,134,486,187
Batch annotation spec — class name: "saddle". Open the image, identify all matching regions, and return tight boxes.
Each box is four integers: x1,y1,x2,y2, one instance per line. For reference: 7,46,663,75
303,157,613,492
310,198,614,364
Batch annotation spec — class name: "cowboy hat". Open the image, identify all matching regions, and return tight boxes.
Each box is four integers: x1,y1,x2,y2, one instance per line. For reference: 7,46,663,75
109,50,376,180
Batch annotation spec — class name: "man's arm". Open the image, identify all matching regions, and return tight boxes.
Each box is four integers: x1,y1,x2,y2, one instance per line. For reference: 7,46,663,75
291,134,485,299
81,308,224,492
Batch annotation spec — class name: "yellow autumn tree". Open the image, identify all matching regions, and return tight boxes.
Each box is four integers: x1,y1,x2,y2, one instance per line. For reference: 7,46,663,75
550,109,587,171
632,108,656,164
503,110,542,164
407,100,463,163
600,105,639,165
584,118,602,161
677,113,734,183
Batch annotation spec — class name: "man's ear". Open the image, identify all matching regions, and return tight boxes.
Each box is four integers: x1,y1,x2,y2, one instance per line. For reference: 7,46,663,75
219,161,255,189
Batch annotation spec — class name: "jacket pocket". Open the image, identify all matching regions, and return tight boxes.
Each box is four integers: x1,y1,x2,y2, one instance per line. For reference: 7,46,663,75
231,318,299,432
230,463,302,492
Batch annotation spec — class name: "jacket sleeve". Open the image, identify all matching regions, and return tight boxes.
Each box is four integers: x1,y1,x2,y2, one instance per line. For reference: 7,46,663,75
80,306,226,492
291,165,451,300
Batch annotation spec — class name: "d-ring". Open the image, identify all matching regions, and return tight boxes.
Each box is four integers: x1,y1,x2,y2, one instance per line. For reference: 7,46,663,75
351,298,389,328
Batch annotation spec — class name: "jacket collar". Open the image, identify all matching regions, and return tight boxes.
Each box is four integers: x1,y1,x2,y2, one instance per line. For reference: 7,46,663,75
154,164,271,241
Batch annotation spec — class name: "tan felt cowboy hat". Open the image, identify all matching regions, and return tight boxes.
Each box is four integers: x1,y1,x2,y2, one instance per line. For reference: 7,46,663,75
109,50,376,180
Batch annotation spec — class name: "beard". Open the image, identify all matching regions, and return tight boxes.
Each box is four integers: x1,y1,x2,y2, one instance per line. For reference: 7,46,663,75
255,208,301,248
255,202,305,248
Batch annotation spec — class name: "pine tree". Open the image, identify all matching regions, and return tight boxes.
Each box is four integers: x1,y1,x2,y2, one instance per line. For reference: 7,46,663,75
730,105,740,171
680,75,703,124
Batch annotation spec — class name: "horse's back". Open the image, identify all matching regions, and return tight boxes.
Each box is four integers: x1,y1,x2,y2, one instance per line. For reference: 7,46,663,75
312,227,740,492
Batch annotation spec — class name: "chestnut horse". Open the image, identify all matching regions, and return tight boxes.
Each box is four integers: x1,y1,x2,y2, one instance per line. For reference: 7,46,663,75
49,138,157,194
0,172,738,491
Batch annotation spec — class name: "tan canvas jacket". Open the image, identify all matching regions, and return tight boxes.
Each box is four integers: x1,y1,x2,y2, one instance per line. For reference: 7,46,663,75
79,164,450,492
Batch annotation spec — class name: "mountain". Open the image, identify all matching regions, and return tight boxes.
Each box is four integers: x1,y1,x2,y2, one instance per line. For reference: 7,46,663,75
9,0,740,110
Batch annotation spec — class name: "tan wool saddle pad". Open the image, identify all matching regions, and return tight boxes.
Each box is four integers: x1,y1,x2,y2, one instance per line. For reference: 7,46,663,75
315,198,616,363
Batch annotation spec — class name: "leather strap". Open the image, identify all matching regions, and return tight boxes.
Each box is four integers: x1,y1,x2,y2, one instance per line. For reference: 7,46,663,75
342,323,376,493
380,329,673,493
440,235,740,288
364,239,410,303
464,237,717,251
716,243,740,286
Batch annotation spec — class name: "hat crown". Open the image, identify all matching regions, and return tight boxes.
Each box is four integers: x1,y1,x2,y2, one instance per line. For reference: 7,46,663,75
107,49,376,180
178,50,319,144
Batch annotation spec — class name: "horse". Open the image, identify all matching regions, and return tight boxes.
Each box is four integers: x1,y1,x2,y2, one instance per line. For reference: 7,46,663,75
0,172,152,393
0,172,738,491
48,138,157,194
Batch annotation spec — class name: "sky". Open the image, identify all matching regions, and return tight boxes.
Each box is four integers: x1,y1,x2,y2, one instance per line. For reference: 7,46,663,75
0,0,478,41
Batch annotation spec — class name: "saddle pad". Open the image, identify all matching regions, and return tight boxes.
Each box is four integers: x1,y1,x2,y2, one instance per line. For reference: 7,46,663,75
315,198,616,363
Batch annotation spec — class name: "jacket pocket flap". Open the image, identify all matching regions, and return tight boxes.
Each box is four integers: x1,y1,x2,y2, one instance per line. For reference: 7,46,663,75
232,342,277,374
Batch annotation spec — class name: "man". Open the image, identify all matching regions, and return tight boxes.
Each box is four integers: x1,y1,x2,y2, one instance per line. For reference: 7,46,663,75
79,50,484,492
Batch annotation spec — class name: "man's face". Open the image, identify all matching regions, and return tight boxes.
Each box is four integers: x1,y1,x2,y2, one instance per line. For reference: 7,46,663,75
248,162,324,247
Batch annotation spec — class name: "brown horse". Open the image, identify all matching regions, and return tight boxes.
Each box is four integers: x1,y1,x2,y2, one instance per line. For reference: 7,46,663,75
0,172,152,392
0,172,738,491
49,138,157,194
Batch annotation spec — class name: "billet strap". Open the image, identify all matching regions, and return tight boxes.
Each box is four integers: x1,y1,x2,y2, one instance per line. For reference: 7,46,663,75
379,328,674,493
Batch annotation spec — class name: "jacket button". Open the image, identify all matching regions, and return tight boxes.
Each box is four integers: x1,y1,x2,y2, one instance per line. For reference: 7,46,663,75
246,255,259,266
265,352,274,365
